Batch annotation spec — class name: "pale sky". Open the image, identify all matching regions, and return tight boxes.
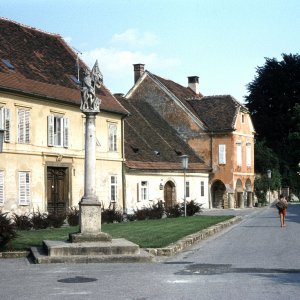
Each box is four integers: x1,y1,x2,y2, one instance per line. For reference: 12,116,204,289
1,0,300,102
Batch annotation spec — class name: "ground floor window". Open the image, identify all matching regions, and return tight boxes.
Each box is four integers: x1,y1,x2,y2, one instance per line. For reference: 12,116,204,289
18,171,30,205
140,181,149,201
110,175,117,202
200,181,205,197
185,181,190,198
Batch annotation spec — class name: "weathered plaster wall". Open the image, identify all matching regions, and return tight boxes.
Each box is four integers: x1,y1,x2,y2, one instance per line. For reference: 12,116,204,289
0,92,124,214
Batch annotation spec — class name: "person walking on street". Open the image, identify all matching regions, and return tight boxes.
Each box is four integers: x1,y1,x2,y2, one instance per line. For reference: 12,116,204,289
276,194,288,227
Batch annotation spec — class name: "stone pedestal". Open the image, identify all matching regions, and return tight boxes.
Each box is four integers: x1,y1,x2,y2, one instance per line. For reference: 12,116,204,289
69,201,111,243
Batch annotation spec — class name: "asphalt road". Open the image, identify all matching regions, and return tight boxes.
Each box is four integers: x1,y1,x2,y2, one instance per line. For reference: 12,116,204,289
1,204,300,300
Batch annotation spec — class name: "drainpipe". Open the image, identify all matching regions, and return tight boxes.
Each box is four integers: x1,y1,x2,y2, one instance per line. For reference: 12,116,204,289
121,114,127,215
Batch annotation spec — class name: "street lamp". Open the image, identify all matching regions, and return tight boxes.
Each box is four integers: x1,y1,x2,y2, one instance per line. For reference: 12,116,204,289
267,169,272,204
181,155,189,217
0,129,5,153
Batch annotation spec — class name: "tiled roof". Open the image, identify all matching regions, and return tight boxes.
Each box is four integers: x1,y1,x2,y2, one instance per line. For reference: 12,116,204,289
116,96,209,171
0,17,128,115
152,74,203,99
187,95,242,131
148,72,243,132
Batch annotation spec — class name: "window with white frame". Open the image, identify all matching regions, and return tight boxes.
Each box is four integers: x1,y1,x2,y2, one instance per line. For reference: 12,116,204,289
140,181,149,201
0,107,10,142
110,175,117,202
218,144,226,164
200,181,205,197
48,115,69,147
18,109,30,144
108,123,117,152
185,181,190,198
18,171,30,205
246,142,252,167
0,171,4,204
236,141,242,166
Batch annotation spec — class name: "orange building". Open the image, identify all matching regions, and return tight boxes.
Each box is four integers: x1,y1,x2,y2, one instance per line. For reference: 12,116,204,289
126,64,255,208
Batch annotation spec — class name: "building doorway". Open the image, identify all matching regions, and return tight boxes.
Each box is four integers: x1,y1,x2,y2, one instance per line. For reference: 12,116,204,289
164,181,176,208
47,167,69,214
211,180,226,208
235,179,243,208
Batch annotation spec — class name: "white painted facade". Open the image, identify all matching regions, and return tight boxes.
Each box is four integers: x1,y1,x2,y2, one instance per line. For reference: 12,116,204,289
125,171,210,214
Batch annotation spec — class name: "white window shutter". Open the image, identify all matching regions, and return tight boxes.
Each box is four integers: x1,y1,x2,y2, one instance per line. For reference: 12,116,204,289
236,142,242,166
47,115,54,146
0,108,4,129
137,182,141,202
219,144,226,164
19,172,30,205
4,108,10,142
246,143,251,167
0,171,4,204
18,109,24,143
25,173,30,203
25,110,30,143
63,117,69,148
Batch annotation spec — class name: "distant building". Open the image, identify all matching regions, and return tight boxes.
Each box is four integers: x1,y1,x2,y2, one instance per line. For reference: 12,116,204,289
125,64,255,208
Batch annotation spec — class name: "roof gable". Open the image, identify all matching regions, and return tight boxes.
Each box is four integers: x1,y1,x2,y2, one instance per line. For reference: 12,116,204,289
0,18,128,115
126,70,208,130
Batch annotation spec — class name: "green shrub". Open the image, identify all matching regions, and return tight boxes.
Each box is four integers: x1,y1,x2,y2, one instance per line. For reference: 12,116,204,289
133,201,165,220
31,210,49,229
148,201,165,219
133,207,150,220
126,214,136,222
47,212,66,228
0,211,18,250
12,213,32,230
67,207,79,226
183,200,203,216
165,204,182,218
101,206,123,224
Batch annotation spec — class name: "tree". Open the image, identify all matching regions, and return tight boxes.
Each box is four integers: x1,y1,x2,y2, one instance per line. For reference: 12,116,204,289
254,139,279,174
245,54,300,189
288,103,300,188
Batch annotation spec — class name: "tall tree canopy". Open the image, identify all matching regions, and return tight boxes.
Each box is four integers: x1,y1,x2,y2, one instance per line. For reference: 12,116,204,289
245,53,300,188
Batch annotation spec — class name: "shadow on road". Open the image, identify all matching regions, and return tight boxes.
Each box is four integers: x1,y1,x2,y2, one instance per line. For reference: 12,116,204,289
252,273,300,286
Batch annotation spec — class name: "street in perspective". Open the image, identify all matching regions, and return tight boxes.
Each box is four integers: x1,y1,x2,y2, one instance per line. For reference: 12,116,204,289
1,204,300,300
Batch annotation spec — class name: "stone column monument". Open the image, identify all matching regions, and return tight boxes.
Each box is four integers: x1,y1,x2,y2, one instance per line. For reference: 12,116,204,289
70,61,111,243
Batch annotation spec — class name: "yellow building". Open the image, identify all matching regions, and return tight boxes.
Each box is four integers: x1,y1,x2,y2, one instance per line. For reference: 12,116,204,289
0,18,128,215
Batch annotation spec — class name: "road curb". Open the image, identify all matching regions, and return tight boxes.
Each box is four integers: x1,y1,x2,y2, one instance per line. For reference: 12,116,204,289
0,251,29,258
144,216,242,257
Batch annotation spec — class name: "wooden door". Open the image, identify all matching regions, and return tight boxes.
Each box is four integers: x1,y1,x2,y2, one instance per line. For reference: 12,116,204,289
164,181,175,208
47,167,68,214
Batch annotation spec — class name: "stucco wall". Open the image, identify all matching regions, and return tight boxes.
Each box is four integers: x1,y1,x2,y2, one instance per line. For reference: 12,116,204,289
0,92,124,214
125,171,209,214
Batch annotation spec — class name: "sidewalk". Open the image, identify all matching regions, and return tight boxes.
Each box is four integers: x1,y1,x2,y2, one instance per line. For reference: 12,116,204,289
201,206,268,217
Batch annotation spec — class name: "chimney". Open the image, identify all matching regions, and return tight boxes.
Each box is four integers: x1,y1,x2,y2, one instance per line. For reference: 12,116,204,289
133,64,145,83
188,76,199,94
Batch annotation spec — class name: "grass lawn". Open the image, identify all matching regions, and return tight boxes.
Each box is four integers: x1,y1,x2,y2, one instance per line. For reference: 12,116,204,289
9,215,233,251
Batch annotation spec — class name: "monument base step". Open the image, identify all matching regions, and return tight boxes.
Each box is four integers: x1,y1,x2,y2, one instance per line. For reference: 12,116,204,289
30,238,154,264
